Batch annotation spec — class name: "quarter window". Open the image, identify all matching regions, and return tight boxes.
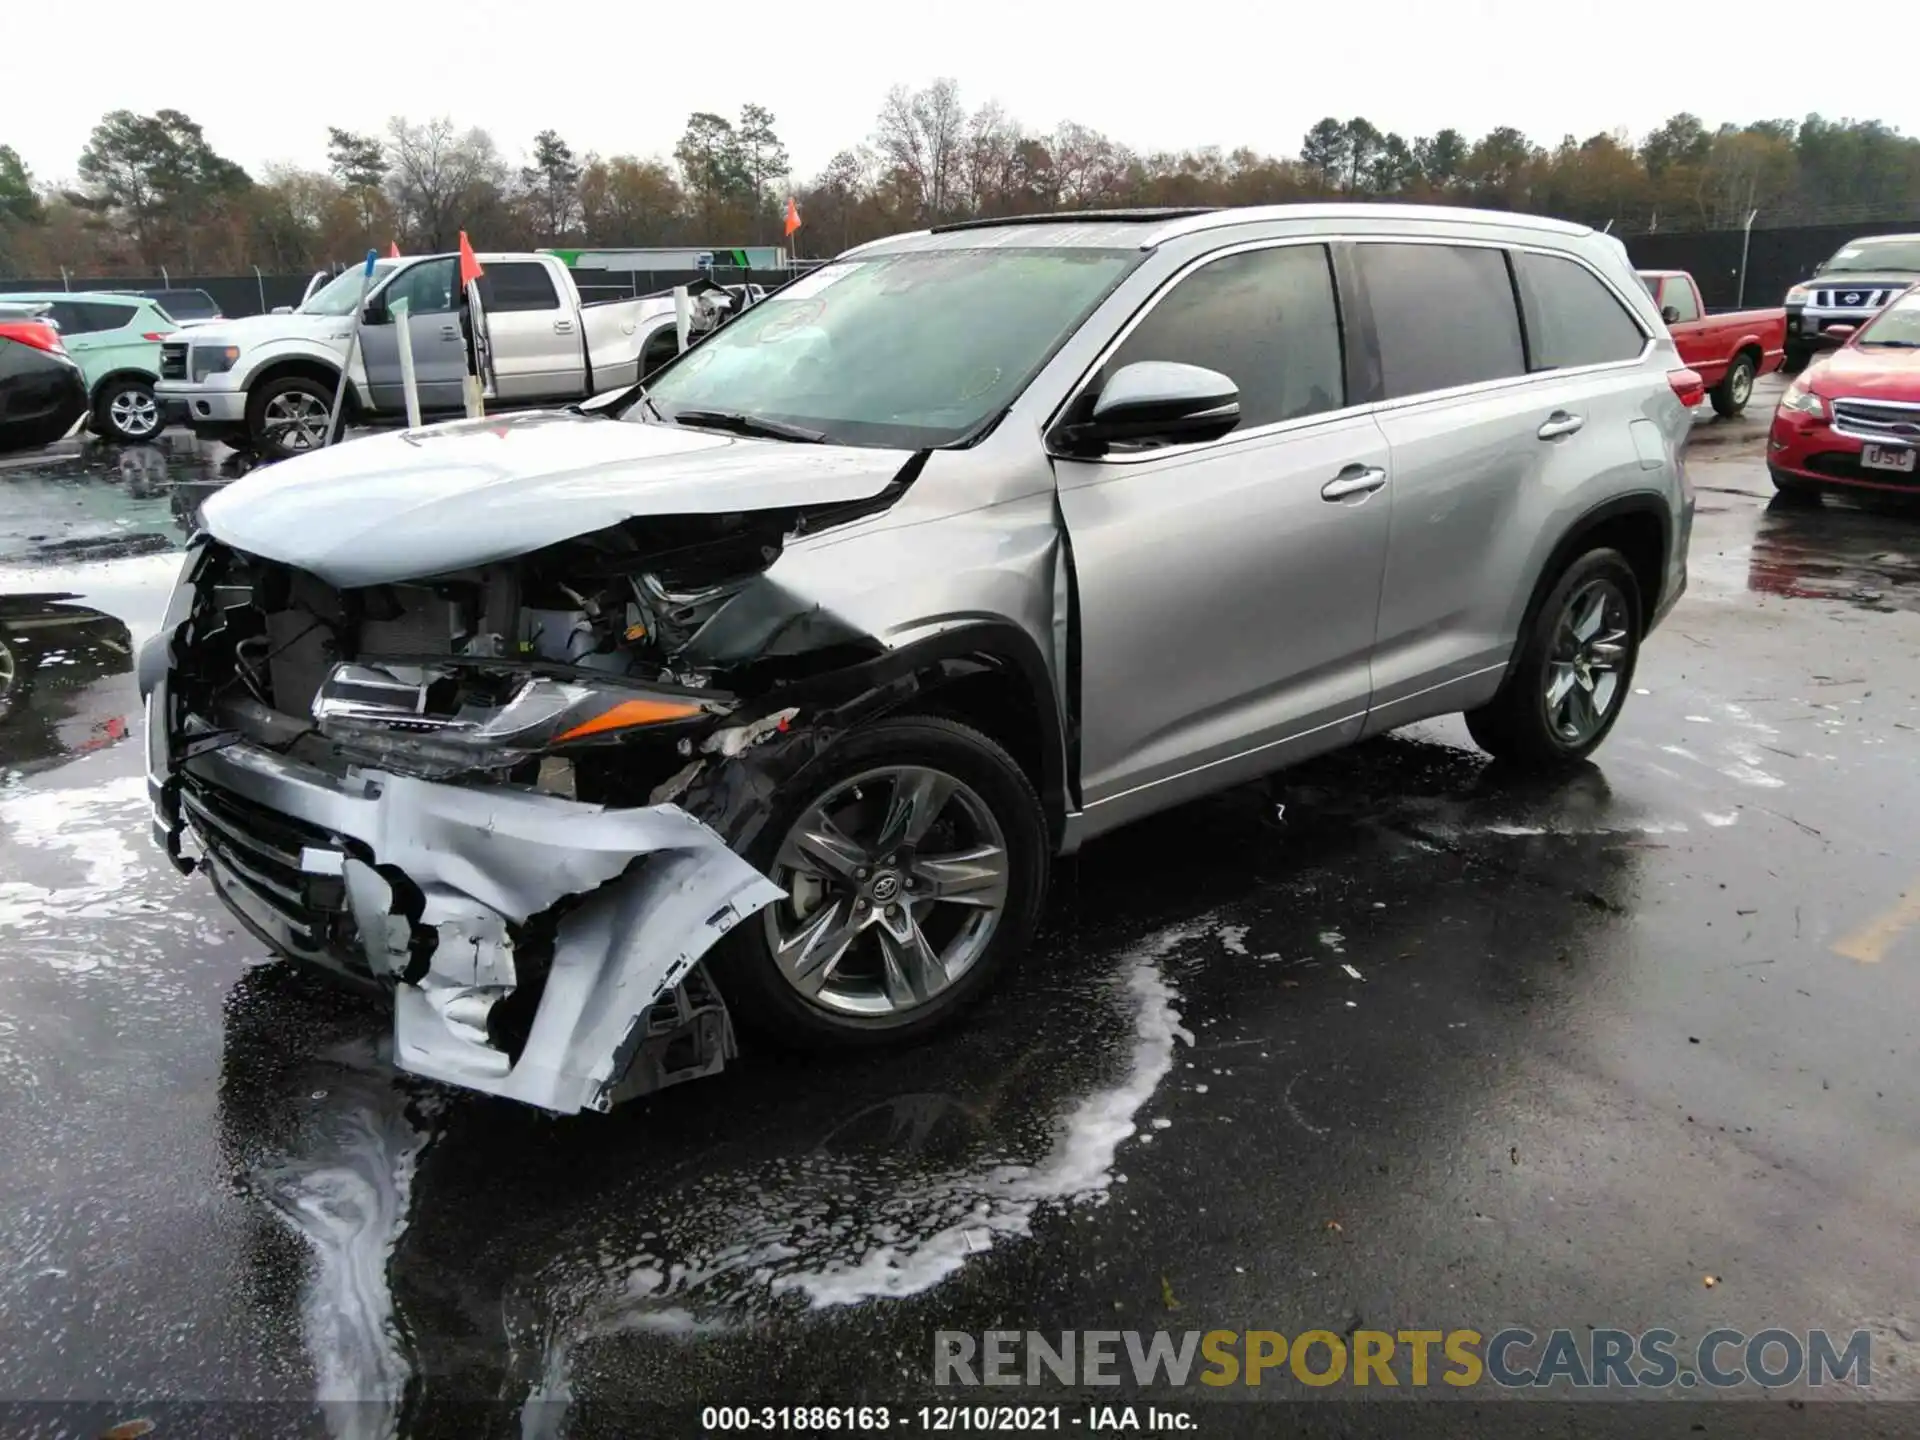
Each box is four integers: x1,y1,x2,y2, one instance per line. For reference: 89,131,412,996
1515,252,1647,370
479,262,560,313
1356,243,1527,399
1102,244,1345,433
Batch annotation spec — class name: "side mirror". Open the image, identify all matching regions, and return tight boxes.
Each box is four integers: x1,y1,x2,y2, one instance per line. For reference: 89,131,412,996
1060,361,1241,453
1820,324,1856,344
361,300,389,326
1661,305,1681,325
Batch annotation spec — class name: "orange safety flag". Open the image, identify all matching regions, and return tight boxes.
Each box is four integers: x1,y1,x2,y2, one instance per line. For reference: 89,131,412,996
388,242,401,259
783,197,802,237
458,231,485,287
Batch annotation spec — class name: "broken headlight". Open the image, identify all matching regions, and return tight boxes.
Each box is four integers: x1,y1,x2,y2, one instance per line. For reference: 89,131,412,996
312,661,724,780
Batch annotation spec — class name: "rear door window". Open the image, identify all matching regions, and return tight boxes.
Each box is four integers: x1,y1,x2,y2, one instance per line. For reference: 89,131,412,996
478,262,560,313
48,301,136,335
1356,243,1527,399
1659,277,1700,323
1103,243,1346,431
1514,252,1648,370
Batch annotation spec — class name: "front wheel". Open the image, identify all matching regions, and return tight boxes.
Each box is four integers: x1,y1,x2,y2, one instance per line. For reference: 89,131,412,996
93,378,162,444
1465,549,1643,769
711,715,1049,1050
1710,354,1756,417
247,375,339,460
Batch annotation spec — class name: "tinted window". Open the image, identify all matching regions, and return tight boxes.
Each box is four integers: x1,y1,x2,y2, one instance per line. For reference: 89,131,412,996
1356,243,1526,398
1515,252,1647,369
151,289,218,319
382,258,458,316
1104,245,1344,431
1659,276,1700,323
479,262,559,313
48,301,135,335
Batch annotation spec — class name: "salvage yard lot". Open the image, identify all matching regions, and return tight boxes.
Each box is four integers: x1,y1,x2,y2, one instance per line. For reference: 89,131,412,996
2,377,1918,1433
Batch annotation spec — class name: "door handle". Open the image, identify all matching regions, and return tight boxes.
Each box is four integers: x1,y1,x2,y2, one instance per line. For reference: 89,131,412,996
1537,411,1585,440
440,324,459,340
1321,464,1388,501
554,319,575,334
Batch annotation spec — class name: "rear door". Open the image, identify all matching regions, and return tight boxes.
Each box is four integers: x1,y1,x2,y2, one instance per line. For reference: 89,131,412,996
1054,241,1391,830
1359,239,1651,734
476,261,578,401
47,301,141,390
360,258,466,412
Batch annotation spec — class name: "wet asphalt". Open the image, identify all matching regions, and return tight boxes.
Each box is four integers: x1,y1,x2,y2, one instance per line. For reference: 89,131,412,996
1,381,1918,1439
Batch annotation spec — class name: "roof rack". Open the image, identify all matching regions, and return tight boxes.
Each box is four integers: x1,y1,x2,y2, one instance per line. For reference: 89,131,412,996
929,207,1222,234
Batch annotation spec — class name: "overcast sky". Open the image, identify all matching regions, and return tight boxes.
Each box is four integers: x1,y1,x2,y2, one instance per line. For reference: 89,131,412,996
10,0,1917,185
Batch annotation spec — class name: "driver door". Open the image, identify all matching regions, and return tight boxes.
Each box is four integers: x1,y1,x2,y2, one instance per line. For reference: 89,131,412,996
359,257,467,414
1053,242,1391,832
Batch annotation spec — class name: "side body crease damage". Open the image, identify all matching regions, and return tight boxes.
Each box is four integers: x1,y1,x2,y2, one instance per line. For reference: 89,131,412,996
142,427,1070,1114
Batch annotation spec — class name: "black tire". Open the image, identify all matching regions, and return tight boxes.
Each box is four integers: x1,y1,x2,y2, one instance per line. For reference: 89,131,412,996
711,714,1049,1050
1768,465,1822,505
92,377,163,445
247,375,341,460
1465,548,1643,769
1709,354,1756,417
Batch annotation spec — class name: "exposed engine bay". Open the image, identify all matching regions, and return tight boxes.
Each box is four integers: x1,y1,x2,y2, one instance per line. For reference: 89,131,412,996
144,473,967,1116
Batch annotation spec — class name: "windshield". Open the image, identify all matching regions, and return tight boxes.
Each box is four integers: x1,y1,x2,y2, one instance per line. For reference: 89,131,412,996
300,262,400,316
638,247,1140,448
1855,294,1920,346
1822,239,1920,275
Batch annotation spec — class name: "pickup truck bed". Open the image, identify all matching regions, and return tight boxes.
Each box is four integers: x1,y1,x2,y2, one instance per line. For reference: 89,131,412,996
1637,270,1785,417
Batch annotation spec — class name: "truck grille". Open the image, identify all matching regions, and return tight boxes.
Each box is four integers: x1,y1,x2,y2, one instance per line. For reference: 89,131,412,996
180,773,350,952
1813,287,1903,310
1831,398,1920,444
160,342,188,379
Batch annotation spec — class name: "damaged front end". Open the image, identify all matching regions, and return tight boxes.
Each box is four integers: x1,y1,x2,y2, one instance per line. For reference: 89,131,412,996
142,490,906,1115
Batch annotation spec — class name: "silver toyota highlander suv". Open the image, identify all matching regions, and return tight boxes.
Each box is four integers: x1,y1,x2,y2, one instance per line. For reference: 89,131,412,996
141,205,1696,1114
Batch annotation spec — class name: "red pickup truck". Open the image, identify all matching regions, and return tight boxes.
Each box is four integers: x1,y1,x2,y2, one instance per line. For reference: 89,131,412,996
1636,270,1787,417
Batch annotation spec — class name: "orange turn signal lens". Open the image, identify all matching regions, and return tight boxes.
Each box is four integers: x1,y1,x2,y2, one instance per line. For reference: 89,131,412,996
553,698,705,743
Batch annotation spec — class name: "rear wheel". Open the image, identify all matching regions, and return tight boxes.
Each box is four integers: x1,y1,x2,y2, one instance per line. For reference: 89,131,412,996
1465,549,1642,769
712,715,1048,1050
1710,354,1756,417
93,378,162,444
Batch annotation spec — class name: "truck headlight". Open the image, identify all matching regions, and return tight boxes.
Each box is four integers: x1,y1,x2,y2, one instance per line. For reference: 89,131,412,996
1785,286,1812,306
190,345,241,382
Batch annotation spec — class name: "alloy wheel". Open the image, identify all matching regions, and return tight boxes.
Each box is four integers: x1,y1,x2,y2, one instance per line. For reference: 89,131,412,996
1544,578,1630,745
1730,364,1753,407
110,388,160,439
263,392,330,451
762,765,1010,1019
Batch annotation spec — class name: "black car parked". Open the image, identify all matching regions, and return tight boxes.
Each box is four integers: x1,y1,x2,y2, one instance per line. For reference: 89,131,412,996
0,315,88,455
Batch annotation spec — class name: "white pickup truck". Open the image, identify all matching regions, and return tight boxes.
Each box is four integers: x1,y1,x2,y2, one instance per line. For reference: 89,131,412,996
154,251,701,458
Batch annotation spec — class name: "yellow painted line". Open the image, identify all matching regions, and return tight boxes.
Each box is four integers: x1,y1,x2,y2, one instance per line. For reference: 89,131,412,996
1833,887,1920,964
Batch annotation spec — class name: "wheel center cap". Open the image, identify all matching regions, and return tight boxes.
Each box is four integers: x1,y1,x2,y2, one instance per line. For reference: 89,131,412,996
869,870,902,903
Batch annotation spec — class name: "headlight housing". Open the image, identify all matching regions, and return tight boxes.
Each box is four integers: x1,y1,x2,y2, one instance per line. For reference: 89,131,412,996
1778,377,1826,418
1785,285,1812,306
190,345,241,382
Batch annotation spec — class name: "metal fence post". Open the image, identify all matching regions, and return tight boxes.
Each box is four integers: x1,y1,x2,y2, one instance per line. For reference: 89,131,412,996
1736,208,1759,309
253,265,266,315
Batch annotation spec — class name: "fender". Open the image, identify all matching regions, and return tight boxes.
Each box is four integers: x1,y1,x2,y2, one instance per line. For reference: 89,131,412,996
87,366,160,403
1504,490,1673,655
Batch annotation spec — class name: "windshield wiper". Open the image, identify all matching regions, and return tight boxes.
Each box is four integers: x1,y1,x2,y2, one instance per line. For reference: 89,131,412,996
670,409,825,443
1862,339,1920,348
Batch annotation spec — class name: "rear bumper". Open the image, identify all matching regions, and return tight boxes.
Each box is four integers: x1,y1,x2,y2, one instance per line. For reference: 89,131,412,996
145,671,783,1113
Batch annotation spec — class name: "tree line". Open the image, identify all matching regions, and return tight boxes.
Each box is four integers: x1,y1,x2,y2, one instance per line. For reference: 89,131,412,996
3,86,1919,278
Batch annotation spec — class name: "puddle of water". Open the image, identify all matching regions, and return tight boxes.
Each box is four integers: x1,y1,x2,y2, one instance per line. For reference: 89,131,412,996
0,437,242,567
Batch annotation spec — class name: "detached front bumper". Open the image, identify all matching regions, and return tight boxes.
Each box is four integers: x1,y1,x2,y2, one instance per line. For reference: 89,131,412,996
146,671,784,1113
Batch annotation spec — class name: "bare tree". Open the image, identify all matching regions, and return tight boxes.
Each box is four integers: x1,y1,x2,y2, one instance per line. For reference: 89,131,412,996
384,116,507,250
873,79,969,222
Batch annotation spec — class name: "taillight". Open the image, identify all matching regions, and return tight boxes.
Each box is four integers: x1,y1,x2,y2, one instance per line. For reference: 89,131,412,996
5,322,65,355
1668,368,1705,408
141,331,168,341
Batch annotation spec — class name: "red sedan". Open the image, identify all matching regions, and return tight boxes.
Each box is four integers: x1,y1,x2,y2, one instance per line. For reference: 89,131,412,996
1769,285,1920,499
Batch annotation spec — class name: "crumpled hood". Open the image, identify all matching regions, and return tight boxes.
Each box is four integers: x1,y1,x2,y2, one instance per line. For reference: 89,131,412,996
201,410,915,587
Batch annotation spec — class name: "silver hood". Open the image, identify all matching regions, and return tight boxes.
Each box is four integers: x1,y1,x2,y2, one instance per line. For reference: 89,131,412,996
200,410,915,587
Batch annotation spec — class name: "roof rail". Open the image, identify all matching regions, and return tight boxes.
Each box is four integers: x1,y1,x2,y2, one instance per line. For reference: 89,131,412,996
928,207,1222,234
